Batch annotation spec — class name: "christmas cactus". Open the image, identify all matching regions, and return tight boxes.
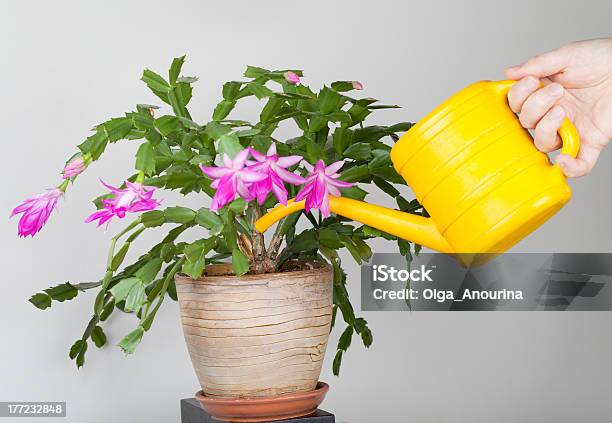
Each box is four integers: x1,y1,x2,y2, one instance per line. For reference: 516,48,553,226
13,57,423,375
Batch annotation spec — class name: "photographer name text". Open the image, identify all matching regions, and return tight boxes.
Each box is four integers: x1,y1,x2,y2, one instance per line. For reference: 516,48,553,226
371,265,524,303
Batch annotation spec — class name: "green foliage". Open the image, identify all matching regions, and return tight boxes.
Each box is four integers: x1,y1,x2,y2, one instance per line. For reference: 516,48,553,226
69,339,88,368
109,277,140,302
29,293,51,310
91,326,107,348
135,142,156,175
182,238,217,278
231,248,250,276
118,326,145,355
195,208,223,229
29,282,95,310
32,56,423,375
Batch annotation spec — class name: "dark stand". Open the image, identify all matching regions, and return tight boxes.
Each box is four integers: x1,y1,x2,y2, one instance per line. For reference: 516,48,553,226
180,398,335,423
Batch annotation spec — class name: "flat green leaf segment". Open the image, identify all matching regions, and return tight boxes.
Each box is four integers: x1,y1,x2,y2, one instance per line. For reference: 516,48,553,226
34,56,422,375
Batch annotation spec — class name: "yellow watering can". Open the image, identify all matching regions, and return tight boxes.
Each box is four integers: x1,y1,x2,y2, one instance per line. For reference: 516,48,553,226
255,80,580,255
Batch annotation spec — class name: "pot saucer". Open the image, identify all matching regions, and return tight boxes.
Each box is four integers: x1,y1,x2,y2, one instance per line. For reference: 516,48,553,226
195,382,329,422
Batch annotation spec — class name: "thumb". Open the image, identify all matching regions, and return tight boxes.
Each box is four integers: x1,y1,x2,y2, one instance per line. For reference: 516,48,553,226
555,144,601,177
505,46,570,80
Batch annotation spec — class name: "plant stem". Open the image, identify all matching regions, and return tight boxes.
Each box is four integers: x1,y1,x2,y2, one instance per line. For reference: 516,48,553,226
75,181,147,361
100,218,141,294
75,282,102,291
238,234,254,260
141,257,185,324
107,220,141,269
249,203,274,273
58,179,70,192
267,217,286,261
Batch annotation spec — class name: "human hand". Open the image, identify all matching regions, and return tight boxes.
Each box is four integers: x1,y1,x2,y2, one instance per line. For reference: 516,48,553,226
505,39,612,177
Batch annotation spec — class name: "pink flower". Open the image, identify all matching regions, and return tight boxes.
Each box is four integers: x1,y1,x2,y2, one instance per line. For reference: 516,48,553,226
200,149,267,211
295,160,354,217
85,180,160,227
352,81,363,90
283,71,301,85
246,144,305,205
62,155,88,179
11,188,63,237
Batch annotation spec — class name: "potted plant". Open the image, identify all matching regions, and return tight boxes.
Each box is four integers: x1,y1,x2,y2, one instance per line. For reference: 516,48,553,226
12,57,421,420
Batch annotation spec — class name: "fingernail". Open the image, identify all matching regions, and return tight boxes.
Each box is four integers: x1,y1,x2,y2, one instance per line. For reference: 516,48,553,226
548,84,564,96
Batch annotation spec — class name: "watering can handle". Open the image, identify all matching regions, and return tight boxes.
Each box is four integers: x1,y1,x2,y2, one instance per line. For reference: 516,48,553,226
557,116,581,158
493,80,580,159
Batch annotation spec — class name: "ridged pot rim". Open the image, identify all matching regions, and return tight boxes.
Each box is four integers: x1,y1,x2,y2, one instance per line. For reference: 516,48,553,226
175,261,332,284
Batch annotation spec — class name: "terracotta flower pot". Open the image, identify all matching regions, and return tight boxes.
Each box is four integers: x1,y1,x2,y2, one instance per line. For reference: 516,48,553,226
175,262,333,401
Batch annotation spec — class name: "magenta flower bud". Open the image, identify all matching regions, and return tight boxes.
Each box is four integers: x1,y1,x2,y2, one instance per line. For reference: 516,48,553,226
11,187,63,237
62,155,88,179
283,71,301,85
352,81,364,90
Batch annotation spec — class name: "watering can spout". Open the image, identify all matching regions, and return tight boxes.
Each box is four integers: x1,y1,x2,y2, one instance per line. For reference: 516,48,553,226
255,197,453,254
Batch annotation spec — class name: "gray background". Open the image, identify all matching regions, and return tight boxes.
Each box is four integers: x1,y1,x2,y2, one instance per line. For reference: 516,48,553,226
1,1,611,422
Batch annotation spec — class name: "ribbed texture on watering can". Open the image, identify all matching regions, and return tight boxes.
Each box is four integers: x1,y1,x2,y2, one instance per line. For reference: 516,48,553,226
443,165,570,253
391,81,493,174
419,129,550,232
175,264,333,399
389,80,573,254
398,88,520,199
